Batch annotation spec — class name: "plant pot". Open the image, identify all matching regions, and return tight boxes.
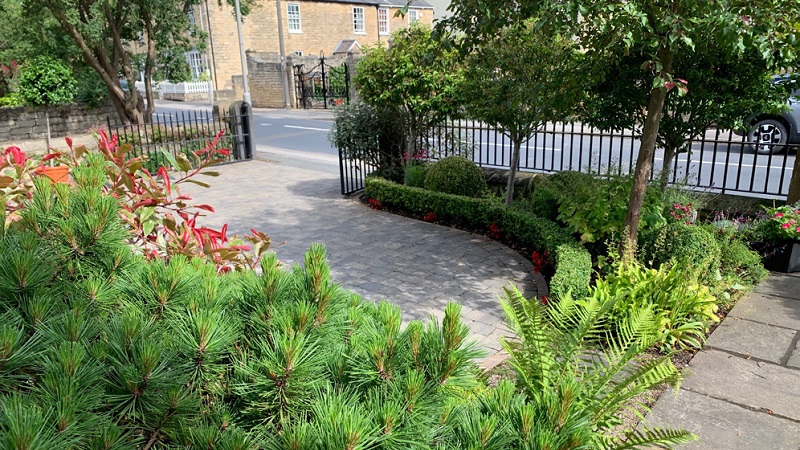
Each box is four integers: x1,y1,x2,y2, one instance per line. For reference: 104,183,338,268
37,165,70,184
762,240,800,273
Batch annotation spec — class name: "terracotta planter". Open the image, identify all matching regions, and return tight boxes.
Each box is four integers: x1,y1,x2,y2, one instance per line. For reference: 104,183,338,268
762,240,800,273
38,166,70,184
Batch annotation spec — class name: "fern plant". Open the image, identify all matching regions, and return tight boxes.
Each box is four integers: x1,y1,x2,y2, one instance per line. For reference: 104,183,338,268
500,286,697,449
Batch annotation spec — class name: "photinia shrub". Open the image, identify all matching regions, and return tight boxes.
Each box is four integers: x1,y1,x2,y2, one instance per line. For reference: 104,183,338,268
2,132,271,272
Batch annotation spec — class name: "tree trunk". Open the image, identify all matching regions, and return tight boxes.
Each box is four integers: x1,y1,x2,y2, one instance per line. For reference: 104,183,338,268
659,144,676,191
621,47,675,261
45,107,52,167
505,138,521,206
407,113,418,164
52,9,142,124
787,153,800,204
143,22,157,123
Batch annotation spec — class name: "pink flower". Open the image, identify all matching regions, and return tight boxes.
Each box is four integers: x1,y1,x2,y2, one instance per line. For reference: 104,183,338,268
796,227,800,233
782,223,790,229
775,212,785,218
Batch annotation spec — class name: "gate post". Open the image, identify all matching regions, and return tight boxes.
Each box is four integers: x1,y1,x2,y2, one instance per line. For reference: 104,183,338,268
320,53,328,108
286,55,297,109
342,62,350,105
240,101,253,160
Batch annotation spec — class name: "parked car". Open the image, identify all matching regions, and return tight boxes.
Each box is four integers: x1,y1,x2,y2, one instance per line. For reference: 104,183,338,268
746,75,800,154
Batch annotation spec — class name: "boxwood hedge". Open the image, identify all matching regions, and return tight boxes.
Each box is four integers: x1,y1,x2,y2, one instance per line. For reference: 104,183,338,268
365,177,592,299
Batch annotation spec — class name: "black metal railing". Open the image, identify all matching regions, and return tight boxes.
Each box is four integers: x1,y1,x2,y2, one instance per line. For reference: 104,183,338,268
339,146,377,195
418,120,795,199
106,107,253,172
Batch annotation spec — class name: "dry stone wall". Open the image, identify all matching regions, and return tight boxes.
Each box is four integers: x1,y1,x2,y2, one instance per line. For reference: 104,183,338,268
0,103,115,141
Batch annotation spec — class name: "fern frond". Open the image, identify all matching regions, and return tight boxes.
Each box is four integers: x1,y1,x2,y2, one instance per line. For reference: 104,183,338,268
609,427,697,449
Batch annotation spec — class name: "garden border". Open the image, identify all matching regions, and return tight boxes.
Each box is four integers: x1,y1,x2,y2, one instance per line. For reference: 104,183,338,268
364,177,593,299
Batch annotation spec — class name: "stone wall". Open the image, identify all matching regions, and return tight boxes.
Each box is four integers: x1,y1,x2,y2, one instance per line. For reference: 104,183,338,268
201,0,433,92
247,52,290,109
0,103,116,141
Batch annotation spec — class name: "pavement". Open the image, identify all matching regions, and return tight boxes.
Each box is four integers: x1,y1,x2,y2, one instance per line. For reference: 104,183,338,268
644,272,800,449
187,152,537,362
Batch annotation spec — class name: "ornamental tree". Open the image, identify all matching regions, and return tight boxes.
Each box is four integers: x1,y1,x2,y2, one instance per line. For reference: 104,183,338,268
460,23,583,205
355,24,463,160
440,0,800,259
582,42,786,190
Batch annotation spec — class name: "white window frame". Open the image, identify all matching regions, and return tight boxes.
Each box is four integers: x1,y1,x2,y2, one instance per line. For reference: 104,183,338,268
408,9,420,24
287,3,302,33
353,6,366,34
186,51,204,81
378,8,390,35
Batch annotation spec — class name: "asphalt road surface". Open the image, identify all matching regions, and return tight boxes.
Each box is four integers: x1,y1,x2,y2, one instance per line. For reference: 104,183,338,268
154,100,337,157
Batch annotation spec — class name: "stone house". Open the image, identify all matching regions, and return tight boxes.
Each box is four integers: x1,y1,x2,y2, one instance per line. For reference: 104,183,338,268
195,0,434,105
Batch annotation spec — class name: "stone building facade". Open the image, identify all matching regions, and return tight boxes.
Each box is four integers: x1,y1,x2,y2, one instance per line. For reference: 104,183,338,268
197,0,433,107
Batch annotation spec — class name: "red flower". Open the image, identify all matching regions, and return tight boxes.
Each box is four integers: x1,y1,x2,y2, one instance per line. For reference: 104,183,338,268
4,146,26,166
540,295,549,305
368,198,381,209
423,211,437,222
489,223,502,240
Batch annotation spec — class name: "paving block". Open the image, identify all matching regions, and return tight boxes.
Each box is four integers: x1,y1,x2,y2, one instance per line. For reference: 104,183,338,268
788,339,800,369
644,388,800,450
728,293,800,330
680,349,800,421
705,317,797,363
754,274,800,300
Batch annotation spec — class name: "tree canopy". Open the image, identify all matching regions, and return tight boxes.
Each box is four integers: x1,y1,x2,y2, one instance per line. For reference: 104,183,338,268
440,0,800,257
356,24,463,158
582,42,788,187
460,23,583,205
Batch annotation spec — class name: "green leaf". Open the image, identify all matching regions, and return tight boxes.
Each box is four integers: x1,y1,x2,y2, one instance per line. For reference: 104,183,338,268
183,179,211,188
176,154,192,172
161,150,180,172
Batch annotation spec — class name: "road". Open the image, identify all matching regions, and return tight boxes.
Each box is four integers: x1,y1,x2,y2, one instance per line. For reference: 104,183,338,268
153,100,337,158
153,100,794,199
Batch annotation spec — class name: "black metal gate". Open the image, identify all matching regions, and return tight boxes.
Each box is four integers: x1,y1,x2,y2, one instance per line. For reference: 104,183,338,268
338,146,377,195
294,54,350,109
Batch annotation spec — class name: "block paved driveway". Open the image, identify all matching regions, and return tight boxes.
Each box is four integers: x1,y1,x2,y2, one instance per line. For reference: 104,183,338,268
188,158,537,356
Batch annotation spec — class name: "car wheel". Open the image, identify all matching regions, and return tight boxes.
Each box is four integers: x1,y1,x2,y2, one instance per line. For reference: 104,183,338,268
748,118,789,154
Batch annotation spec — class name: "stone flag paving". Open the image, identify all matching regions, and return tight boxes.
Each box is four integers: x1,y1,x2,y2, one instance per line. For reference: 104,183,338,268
188,158,537,359
645,273,800,449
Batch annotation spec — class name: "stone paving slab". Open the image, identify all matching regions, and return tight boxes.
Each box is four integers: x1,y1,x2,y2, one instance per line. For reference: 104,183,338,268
789,341,800,369
678,349,800,421
187,159,537,355
645,388,800,450
705,317,797,364
753,273,800,299
728,292,800,329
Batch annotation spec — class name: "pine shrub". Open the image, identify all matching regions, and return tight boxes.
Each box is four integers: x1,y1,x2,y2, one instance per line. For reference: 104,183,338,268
0,161,488,449
0,154,697,449
424,156,488,198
